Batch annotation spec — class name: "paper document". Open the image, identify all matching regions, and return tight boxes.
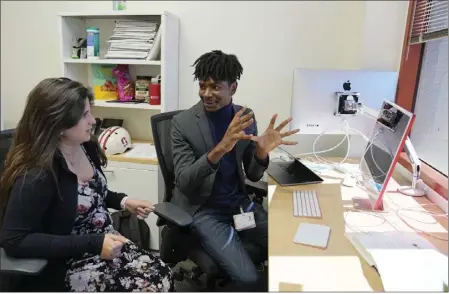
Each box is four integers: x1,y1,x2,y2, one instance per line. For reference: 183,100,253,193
269,256,373,292
373,249,448,292
345,231,448,291
345,231,437,266
124,143,157,159
267,185,277,206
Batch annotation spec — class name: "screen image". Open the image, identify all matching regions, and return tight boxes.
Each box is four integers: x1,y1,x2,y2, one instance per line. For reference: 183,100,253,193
359,101,414,207
290,69,399,135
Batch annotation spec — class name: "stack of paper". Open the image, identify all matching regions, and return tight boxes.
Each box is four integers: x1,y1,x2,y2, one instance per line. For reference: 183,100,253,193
345,231,437,267
105,20,159,59
124,143,157,159
373,249,448,292
345,231,448,291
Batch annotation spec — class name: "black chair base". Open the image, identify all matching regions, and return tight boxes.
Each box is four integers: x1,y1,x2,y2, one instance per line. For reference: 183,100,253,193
0,274,21,292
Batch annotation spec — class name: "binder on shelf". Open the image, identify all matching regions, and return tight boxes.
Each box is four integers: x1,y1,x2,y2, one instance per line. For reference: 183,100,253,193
146,23,162,61
105,20,161,60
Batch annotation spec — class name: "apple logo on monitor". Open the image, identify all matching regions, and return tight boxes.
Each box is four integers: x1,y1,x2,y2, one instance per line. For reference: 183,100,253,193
343,80,351,91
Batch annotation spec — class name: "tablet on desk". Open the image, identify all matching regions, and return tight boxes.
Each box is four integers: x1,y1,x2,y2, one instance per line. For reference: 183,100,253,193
293,223,331,249
267,147,323,186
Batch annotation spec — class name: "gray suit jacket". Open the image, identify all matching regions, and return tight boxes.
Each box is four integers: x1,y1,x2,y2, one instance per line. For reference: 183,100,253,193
171,101,269,216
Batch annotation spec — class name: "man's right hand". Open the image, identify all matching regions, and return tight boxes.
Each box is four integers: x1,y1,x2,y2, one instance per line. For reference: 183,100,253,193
208,106,254,164
100,233,129,260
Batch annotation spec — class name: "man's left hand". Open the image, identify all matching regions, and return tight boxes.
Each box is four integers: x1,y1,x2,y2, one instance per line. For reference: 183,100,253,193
251,114,299,156
125,199,154,219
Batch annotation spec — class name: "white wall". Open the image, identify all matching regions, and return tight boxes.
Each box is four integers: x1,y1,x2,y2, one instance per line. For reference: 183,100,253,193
1,1,408,132
360,1,410,70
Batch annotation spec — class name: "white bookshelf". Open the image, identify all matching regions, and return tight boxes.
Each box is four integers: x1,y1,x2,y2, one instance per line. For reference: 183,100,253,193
63,58,162,66
58,11,179,113
57,11,179,251
94,100,162,110
93,100,162,110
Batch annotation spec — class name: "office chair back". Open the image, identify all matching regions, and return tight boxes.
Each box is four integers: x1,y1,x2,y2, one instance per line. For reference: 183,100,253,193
0,129,14,174
150,110,183,225
0,129,14,222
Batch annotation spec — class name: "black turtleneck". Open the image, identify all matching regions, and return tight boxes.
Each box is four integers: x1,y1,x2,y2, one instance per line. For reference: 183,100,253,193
205,102,243,208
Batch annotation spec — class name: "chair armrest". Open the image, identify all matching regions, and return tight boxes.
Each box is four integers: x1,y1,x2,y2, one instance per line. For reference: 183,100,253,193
0,248,47,275
153,202,193,227
245,179,268,197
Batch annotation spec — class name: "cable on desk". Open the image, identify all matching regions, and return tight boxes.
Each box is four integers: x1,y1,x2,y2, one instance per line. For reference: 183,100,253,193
296,120,352,168
385,193,448,219
383,192,449,241
296,121,384,181
350,127,393,179
296,120,448,242
396,213,449,241
297,120,350,158
302,122,388,180
344,208,402,235
314,120,351,167
399,206,448,218
296,119,375,170
397,209,444,225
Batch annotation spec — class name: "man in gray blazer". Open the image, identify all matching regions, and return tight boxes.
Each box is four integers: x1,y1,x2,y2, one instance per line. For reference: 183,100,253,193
171,50,299,291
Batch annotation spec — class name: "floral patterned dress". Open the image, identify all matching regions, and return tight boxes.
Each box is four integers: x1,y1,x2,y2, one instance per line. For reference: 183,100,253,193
64,152,173,292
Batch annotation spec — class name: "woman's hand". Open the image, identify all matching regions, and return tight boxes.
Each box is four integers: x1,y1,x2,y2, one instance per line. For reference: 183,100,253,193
125,199,154,220
101,233,129,260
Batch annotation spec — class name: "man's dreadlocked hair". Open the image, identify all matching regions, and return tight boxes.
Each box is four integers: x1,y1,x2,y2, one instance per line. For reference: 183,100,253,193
192,50,243,84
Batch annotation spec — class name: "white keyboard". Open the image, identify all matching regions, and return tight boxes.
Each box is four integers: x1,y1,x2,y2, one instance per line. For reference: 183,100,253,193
293,190,322,218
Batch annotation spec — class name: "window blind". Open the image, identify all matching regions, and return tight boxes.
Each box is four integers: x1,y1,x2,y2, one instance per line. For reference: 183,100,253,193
410,0,448,44
410,37,448,175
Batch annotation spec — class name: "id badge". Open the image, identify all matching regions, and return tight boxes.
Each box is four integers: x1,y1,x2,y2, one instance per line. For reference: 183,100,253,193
233,206,256,231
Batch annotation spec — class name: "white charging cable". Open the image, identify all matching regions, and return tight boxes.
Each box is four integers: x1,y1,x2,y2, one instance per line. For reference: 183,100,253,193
297,120,349,158
336,123,448,241
297,119,351,167
313,120,351,167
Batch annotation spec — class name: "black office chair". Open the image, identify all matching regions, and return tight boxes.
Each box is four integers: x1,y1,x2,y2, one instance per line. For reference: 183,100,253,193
0,129,48,291
150,110,268,291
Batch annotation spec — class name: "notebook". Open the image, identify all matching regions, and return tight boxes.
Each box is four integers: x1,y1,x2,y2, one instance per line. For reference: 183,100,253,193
293,223,331,249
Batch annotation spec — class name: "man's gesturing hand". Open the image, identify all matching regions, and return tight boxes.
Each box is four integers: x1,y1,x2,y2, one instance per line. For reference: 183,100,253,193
208,106,254,164
251,114,299,156
218,106,254,153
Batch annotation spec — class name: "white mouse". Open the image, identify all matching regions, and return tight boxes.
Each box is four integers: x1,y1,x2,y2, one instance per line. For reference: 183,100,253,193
341,174,356,187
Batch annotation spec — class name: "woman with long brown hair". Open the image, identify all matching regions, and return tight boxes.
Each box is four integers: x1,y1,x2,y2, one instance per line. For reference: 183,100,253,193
0,78,173,292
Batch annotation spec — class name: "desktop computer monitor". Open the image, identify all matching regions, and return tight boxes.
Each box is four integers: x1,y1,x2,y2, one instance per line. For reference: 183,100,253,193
356,100,416,211
290,69,399,135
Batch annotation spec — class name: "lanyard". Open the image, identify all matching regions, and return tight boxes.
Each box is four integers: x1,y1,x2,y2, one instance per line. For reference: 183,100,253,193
240,201,254,214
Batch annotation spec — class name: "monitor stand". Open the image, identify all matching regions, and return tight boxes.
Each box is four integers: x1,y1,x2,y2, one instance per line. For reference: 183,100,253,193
397,186,426,197
351,197,388,212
